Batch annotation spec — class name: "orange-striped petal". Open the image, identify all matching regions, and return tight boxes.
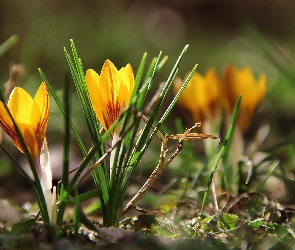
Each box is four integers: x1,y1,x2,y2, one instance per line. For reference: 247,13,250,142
34,82,50,137
0,83,50,162
86,60,134,133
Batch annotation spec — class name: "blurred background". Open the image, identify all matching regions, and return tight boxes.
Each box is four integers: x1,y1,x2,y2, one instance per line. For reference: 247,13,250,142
1,0,295,206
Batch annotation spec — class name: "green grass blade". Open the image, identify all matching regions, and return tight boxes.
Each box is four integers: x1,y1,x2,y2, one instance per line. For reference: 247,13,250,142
70,39,86,87
129,45,190,169
73,188,81,234
108,53,150,174
64,189,100,206
38,69,87,158
159,63,197,123
56,72,71,224
200,95,242,216
64,46,106,191
0,35,19,57
69,41,102,147
67,144,100,191
0,144,35,188
143,45,189,143
62,72,71,189
131,52,147,100
63,48,101,146
222,96,242,162
135,54,160,111
127,55,165,165
257,160,279,192
122,56,162,155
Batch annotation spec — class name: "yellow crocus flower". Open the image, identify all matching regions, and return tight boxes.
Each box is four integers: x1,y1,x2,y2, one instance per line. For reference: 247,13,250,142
85,59,134,133
0,82,49,174
0,83,56,223
174,68,221,124
222,65,267,132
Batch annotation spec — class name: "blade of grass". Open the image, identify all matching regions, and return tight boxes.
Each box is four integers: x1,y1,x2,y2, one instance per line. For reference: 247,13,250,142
119,46,192,210
69,41,102,147
38,69,87,158
57,72,71,225
0,35,19,57
73,188,81,234
139,45,190,150
159,62,197,123
63,48,101,149
257,160,279,192
129,48,193,171
108,52,162,187
0,144,39,195
63,189,100,206
131,52,147,100
200,95,242,216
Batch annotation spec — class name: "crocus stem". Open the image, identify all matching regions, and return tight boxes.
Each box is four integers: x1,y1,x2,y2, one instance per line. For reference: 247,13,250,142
39,138,56,223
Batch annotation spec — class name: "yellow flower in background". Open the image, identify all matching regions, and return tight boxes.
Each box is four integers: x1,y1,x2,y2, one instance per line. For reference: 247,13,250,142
86,59,134,133
174,68,221,124
222,65,267,132
0,82,49,172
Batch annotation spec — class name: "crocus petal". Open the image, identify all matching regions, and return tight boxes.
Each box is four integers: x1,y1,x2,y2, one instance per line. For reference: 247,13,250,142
34,82,50,140
174,68,220,124
1,88,38,157
0,103,18,148
99,60,122,130
205,68,220,118
118,64,134,108
223,65,237,112
222,65,267,132
191,73,208,108
85,69,107,129
125,64,135,93
0,83,49,164
86,60,134,133
86,64,120,132
8,87,39,131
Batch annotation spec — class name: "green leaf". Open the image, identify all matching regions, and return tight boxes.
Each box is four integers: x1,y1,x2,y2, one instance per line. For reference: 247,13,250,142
56,72,71,226
219,213,238,230
64,189,100,206
200,95,242,216
200,215,215,230
248,219,264,230
9,217,36,235
131,52,147,101
73,188,81,234
0,35,19,58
